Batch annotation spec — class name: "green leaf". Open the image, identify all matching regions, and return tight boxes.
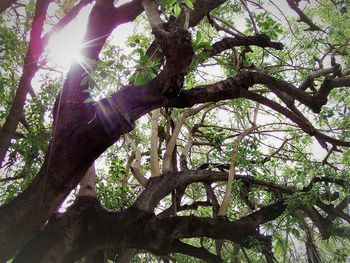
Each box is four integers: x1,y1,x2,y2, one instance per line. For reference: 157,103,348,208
173,3,181,16
134,73,151,86
83,88,92,94
196,41,212,50
83,98,94,104
184,0,194,10
290,228,301,238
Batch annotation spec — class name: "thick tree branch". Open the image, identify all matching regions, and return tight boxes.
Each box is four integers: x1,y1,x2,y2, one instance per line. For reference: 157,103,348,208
0,1,144,260
12,170,344,261
79,164,97,197
143,0,163,30
299,65,341,91
133,169,297,213
41,0,94,46
0,0,18,14
170,240,223,263
14,196,285,262
0,0,52,168
189,0,227,27
163,71,335,113
144,0,228,67
160,72,350,147
317,200,350,223
208,34,284,59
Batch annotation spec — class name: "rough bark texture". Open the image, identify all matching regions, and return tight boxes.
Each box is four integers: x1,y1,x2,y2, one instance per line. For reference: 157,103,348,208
13,196,286,263
0,1,143,260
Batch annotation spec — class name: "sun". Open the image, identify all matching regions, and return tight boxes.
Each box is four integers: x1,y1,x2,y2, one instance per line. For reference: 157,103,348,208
46,5,93,70
45,1,135,70
47,30,83,69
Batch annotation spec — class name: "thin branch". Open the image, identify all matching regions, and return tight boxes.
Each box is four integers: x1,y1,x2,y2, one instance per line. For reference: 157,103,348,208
218,103,259,216
0,174,25,183
171,240,223,263
262,138,289,163
285,0,323,31
157,201,212,218
125,135,148,187
240,0,258,34
299,65,341,91
162,103,213,173
143,0,163,30
207,14,242,37
207,35,283,61
179,128,194,171
150,109,161,177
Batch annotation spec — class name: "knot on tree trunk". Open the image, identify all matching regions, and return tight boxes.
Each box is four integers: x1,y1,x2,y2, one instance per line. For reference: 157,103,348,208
156,28,194,67
154,27,194,97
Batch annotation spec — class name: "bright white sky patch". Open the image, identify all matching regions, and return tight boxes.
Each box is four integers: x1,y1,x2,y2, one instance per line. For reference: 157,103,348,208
114,0,133,8
34,2,135,93
47,28,83,69
46,5,92,70
45,1,134,70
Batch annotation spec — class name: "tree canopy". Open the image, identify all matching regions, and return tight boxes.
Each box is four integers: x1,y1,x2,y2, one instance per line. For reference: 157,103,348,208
0,0,350,262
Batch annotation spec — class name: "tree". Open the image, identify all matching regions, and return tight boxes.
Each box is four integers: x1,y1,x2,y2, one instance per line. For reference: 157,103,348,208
0,0,350,262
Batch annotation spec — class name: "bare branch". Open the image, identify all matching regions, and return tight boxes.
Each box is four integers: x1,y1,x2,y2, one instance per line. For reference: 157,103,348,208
125,135,148,187
162,103,213,173
150,109,161,177
143,0,163,30
285,0,323,31
170,240,223,263
240,0,258,34
299,65,341,91
207,35,284,60
218,103,259,216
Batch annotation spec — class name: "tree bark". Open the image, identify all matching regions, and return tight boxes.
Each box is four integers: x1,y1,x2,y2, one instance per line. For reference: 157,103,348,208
0,1,143,260
150,109,161,177
0,0,18,14
0,0,52,168
13,196,286,262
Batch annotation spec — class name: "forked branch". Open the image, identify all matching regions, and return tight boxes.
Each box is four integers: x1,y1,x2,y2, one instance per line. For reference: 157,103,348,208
218,103,259,216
